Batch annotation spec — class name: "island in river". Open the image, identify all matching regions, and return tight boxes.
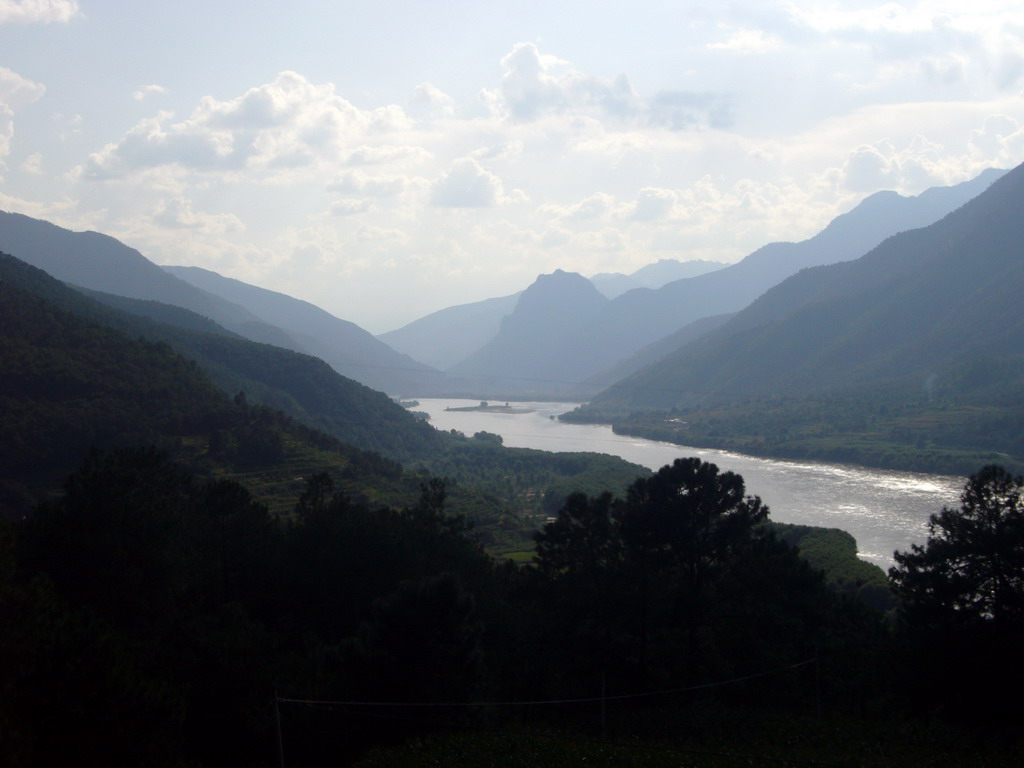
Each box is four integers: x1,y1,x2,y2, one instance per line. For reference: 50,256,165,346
445,401,536,414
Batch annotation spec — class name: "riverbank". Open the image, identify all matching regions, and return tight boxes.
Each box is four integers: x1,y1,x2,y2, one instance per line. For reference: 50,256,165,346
609,421,1011,477
415,398,963,567
561,403,1023,478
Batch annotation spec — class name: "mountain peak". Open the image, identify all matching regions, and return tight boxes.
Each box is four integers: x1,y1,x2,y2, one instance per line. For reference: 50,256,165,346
514,270,607,317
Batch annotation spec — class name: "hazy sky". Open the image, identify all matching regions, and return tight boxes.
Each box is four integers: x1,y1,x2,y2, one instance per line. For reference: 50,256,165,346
1,1,1023,332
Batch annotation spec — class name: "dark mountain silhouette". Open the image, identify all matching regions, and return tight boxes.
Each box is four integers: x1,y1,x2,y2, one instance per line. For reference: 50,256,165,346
583,313,735,391
0,210,300,350
0,210,446,395
561,169,1007,387
428,171,1003,397
0,252,428,517
448,270,609,394
164,265,445,395
0,252,443,462
588,161,1024,412
378,292,521,370
381,259,724,371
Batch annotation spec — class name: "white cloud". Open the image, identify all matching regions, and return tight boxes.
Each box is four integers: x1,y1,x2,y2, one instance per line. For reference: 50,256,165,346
328,170,410,197
0,67,46,108
329,198,370,216
151,197,244,235
132,84,168,101
542,192,616,221
409,82,456,119
20,151,42,173
708,27,784,55
0,68,45,168
344,144,430,166
484,41,643,123
481,42,734,131
81,71,412,181
648,90,734,131
0,0,78,24
430,157,505,207
969,114,1024,164
843,143,900,192
630,187,678,221
994,52,1024,90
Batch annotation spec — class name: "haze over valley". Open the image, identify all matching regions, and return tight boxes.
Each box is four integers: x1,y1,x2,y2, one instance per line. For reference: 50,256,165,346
4,2,1024,765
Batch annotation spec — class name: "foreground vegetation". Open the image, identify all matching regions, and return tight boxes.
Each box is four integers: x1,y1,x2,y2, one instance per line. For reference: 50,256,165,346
4,450,1022,766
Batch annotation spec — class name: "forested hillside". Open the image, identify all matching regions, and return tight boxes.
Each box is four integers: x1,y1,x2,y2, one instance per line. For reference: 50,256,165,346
165,265,445,395
0,210,300,349
0,254,443,463
0,252,653,540
572,161,1024,474
418,169,1002,397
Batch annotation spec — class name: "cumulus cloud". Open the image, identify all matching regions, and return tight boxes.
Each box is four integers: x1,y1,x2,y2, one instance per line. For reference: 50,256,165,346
649,91,734,131
630,187,678,221
152,197,244,234
344,144,430,166
409,82,455,119
0,0,78,24
483,42,642,123
20,151,42,173
430,157,505,207
472,140,523,161
479,41,735,132
708,27,784,55
329,198,370,216
132,84,168,101
541,192,616,221
994,52,1024,90
0,66,46,108
328,170,409,197
0,67,45,166
834,130,1006,194
969,114,1024,165
842,143,899,192
81,71,411,181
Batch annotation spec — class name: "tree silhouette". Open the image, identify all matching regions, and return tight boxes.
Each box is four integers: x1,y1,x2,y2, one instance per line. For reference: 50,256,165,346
890,464,1024,635
890,464,1024,718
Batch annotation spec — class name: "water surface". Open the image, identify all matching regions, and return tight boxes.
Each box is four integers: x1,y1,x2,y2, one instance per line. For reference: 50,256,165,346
418,399,963,568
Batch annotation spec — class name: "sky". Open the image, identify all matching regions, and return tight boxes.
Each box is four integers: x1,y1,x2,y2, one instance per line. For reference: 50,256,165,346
1,1,1023,333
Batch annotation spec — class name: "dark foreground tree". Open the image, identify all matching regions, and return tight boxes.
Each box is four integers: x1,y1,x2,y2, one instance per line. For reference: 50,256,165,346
890,464,1024,634
890,464,1024,719
528,458,852,706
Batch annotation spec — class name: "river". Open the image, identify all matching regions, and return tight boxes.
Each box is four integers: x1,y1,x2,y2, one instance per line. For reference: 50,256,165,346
416,398,965,569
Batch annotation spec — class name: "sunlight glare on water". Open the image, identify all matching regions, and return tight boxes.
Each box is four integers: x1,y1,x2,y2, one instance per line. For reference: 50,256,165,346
417,399,964,568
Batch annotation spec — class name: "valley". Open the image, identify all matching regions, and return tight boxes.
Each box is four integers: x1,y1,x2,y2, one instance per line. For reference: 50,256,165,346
2,163,1023,767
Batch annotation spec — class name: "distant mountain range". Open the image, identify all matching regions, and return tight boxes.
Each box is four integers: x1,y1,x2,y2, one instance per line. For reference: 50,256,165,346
0,166,1010,412
0,211,300,348
589,258,726,298
588,160,1024,412
378,292,521,371
447,270,610,394
427,169,1005,397
378,258,727,372
164,265,445,395
0,211,445,396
